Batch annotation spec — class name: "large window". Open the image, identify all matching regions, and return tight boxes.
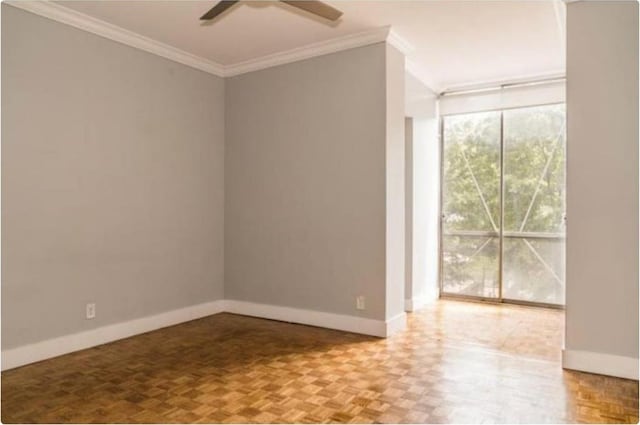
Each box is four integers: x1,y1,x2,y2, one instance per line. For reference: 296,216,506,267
440,104,566,306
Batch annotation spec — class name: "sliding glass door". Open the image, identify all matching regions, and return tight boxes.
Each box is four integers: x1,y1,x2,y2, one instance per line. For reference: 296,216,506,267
502,104,566,305
441,111,501,299
440,104,566,306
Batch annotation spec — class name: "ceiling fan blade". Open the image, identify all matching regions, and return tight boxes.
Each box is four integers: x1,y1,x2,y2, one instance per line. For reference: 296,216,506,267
200,0,240,20
281,1,343,21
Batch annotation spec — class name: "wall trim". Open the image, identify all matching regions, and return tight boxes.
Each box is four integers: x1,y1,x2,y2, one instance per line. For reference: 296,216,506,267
224,299,389,337
1,300,226,371
387,30,414,56
6,304,638,381
404,296,430,312
385,312,407,336
404,299,412,312
224,26,411,77
6,2,415,81
2,300,408,371
5,1,226,77
405,288,439,312
439,70,566,95
562,349,639,380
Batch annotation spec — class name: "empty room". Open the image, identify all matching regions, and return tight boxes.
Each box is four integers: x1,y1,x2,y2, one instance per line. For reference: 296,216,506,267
1,0,638,423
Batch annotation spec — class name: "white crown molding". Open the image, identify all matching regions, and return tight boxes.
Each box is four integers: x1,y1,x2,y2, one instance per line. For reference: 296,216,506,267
563,349,639,380
7,2,416,80
6,0,227,77
387,29,414,56
225,26,395,77
6,1,561,100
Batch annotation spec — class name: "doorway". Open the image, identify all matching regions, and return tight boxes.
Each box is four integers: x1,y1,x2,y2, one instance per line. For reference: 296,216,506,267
439,103,566,307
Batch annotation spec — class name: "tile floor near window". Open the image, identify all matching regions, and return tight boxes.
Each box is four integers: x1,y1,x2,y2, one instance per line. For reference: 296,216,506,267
2,300,638,423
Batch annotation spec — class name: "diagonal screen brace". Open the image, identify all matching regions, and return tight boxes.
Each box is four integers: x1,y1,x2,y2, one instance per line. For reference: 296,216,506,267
459,146,499,233
518,122,566,232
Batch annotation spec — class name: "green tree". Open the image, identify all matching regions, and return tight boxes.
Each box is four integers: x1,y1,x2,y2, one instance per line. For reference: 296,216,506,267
441,104,566,304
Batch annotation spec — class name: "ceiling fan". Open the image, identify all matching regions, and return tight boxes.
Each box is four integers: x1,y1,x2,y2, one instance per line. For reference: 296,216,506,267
200,1,343,22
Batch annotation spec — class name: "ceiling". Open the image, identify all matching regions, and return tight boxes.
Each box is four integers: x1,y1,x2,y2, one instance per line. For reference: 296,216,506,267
55,0,566,93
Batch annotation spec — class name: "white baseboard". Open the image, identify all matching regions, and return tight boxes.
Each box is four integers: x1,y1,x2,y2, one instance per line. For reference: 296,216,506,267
385,312,407,336
6,300,638,382
224,300,390,337
0,300,406,370
562,349,639,380
3,299,408,371
404,293,437,312
1,300,226,371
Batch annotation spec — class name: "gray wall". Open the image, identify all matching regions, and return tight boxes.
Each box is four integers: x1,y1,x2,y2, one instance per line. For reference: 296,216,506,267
566,1,639,359
2,5,225,349
384,44,406,320
405,118,413,304
409,115,440,305
405,76,439,309
225,43,403,321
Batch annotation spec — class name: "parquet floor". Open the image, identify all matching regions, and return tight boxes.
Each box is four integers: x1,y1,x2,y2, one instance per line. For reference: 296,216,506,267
2,300,638,423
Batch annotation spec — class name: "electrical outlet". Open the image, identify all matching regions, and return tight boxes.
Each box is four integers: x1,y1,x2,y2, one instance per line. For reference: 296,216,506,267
356,296,365,310
86,303,96,319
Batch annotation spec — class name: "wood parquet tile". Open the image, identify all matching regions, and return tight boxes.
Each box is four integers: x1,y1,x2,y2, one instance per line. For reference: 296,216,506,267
2,300,638,423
